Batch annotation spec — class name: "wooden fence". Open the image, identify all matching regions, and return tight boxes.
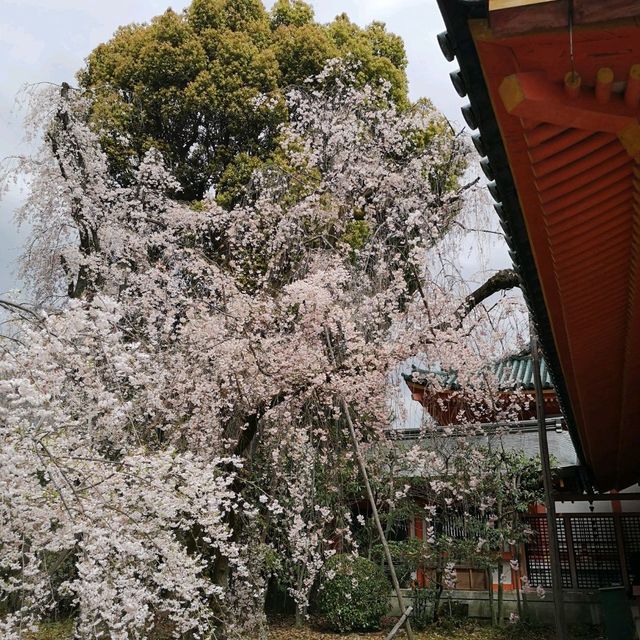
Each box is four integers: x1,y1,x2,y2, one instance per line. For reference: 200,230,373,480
524,513,640,591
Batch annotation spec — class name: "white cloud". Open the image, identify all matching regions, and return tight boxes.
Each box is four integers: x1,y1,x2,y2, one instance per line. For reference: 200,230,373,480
0,23,44,65
3,0,189,23
359,0,422,15
0,0,506,295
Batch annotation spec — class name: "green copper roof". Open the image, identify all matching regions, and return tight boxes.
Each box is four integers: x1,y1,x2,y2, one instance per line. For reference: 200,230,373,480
405,352,554,391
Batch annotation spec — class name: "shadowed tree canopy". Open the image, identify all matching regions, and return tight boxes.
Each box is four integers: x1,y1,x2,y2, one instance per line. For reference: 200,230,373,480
78,0,409,202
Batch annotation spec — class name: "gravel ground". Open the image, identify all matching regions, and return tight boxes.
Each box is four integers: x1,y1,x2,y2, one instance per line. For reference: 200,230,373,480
27,618,604,639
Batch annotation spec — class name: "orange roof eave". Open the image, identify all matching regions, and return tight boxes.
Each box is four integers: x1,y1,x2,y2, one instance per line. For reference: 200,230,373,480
467,18,640,489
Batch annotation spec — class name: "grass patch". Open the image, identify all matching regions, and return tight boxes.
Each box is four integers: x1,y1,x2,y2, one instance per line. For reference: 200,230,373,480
25,620,74,640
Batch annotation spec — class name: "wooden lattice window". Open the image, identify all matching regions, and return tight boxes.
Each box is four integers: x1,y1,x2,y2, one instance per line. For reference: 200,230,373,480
524,515,571,588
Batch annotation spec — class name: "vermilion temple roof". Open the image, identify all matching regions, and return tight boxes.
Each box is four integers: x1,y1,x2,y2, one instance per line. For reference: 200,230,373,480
404,352,561,426
436,0,640,489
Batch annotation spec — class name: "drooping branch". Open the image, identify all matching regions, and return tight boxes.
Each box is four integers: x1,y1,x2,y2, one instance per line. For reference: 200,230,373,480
0,299,41,323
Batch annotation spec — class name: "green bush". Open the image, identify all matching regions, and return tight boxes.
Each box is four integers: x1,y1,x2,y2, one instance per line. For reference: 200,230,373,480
411,586,436,630
435,597,469,631
317,554,390,632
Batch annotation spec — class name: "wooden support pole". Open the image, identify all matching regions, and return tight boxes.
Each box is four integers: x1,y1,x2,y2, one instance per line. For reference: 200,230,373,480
563,514,578,589
385,606,413,640
325,322,414,640
531,326,568,640
341,396,415,640
613,513,631,592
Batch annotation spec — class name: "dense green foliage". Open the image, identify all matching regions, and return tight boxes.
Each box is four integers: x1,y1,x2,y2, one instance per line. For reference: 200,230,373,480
79,0,408,201
317,554,390,632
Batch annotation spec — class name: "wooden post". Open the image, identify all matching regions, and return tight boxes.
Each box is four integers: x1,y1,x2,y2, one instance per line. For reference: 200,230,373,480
613,513,630,591
564,514,579,589
531,326,568,640
341,397,415,640
385,606,413,640
625,64,640,109
324,326,414,639
595,67,614,104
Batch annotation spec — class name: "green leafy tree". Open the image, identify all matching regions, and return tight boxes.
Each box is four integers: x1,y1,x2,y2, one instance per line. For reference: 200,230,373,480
78,0,408,202
271,0,315,28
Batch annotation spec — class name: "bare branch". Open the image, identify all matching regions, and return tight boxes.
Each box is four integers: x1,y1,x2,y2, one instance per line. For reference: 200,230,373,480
455,269,521,323
0,298,40,319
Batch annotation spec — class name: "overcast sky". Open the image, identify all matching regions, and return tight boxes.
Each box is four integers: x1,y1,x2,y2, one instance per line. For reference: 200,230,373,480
0,0,493,296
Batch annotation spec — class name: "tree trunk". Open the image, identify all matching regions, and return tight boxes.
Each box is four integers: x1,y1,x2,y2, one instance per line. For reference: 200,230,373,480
213,556,230,590
487,567,497,627
497,560,504,626
515,572,522,619
432,568,444,623
522,582,530,621
295,569,307,627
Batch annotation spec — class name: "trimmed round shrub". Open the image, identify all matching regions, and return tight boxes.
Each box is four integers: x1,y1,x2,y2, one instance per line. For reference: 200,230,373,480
317,554,390,632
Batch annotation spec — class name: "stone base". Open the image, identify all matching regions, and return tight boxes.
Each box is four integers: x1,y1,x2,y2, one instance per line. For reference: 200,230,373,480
389,589,602,626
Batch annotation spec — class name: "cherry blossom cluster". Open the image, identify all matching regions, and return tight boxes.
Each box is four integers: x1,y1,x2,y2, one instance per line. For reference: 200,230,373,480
0,64,527,637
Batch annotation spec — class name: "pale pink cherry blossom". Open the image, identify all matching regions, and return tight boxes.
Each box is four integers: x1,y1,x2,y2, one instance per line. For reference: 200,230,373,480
0,63,527,638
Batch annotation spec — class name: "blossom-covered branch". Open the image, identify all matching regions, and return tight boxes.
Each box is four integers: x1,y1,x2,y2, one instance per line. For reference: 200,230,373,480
0,62,527,638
